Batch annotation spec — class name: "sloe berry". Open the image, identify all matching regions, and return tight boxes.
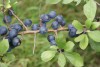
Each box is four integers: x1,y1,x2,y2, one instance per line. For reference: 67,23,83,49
8,8,14,16
3,15,12,24
0,26,8,36
69,28,77,37
55,15,63,23
51,21,59,30
39,25,47,34
32,24,39,31
12,23,22,32
24,19,32,27
50,40,57,46
60,20,66,26
12,37,21,47
68,24,74,30
40,14,50,23
48,11,56,19
47,34,55,42
8,29,18,39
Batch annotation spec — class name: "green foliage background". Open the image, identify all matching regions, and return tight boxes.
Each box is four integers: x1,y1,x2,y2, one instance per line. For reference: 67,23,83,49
0,0,100,67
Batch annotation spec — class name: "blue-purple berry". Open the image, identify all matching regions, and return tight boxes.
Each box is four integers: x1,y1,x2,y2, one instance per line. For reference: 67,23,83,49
0,26,8,36
3,15,12,24
51,21,59,30
8,29,18,39
48,11,56,19
8,8,14,16
12,37,21,47
11,23,22,32
39,25,48,34
60,20,66,26
47,34,55,42
55,15,63,23
68,24,77,37
50,40,57,46
24,19,32,27
40,14,50,23
32,24,39,31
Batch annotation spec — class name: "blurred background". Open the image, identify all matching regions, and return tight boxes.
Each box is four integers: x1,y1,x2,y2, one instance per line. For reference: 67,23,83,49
0,0,100,67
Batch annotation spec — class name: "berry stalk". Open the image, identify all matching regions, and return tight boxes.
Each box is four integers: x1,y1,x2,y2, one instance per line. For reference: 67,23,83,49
9,9,28,31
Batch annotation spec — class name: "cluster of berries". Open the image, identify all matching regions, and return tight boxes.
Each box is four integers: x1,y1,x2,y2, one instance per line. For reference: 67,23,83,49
0,8,78,52
1,9,22,52
39,11,66,34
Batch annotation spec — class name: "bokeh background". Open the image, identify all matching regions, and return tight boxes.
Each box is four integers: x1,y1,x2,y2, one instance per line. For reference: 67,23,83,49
0,0,100,67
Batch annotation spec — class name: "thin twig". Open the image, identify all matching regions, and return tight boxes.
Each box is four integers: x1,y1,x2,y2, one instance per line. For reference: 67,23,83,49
33,33,36,55
9,9,28,31
18,27,68,35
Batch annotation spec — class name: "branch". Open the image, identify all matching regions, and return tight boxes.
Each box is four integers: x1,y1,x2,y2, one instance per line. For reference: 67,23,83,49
9,9,28,31
18,27,68,35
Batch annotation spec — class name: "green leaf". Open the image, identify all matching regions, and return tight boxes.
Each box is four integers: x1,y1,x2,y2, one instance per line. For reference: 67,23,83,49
91,22,100,30
74,34,85,42
72,20,83,34
5,3,11,9
65,52,83,67
74,0,81,5
90,39,100,52
0,62,8,67
85,19,92,29
83,0,97,21
46,0,61,4
64,41,75,52
2,53,15,62
79,34,89,50
56,32,66,48
5,0,11,9
58,53,66,67
41,50,56,62
50,46,58,50
88,31,100,42
62,0,73,4
0,39,9,56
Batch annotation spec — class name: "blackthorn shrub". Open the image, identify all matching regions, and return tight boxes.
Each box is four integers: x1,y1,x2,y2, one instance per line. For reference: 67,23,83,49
0,0,100,67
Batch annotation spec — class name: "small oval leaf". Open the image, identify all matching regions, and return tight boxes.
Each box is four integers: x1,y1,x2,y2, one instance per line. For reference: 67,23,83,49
85,19,92,29
91,22,100,30
84,0,97,21
64,41,75,52
79,34,89,50
90,39,100,52
58,53,66,67
0,39,9,56
88,31,100,42
74,34,85,42
65,52,84,67
72,20,83,34
41,50,56,62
